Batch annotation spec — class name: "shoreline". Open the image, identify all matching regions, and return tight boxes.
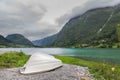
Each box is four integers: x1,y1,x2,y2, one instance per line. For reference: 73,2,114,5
0,51,17,54
0,51,7,54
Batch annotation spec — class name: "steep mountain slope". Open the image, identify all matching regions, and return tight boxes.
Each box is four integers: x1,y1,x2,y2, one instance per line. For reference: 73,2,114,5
52,4,120,47
32,34,57,46
6,34,34,46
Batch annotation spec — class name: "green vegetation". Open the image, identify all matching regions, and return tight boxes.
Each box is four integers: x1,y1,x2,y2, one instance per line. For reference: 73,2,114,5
116,24,120,41
55,56,120,80
0,52,30,68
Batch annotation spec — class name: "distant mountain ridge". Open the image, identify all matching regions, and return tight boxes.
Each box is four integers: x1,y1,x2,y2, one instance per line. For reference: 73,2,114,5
32,34,57,47
0,35,15,47
0,34,34,47
6,34,34,46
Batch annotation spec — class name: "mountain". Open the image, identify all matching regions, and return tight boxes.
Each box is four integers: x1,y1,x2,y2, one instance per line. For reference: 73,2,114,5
0,35,15,47
52,4,120,48
35,4,120,48
6,34,34,46
32,34,57,47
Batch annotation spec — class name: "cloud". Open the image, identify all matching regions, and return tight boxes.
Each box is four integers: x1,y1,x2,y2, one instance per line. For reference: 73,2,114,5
0,0,63,40
56,0,120,27
0,0,47,40
22,22,59,40
0,0,120,40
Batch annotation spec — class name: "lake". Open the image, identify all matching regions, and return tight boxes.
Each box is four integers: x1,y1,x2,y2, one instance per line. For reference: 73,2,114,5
0,48,120,64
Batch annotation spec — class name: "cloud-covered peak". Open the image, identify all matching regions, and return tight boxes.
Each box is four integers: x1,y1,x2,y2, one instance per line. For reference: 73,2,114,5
56,0,120,27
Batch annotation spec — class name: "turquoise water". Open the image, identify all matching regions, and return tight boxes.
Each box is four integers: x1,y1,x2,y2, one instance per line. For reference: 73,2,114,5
0,48,120,64
60,48,120,64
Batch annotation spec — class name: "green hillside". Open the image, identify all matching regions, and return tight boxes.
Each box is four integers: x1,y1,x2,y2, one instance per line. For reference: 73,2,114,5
52,5,120,48
6,34,34,46
0,34,34,48
32,34,57,47
0,35,16,47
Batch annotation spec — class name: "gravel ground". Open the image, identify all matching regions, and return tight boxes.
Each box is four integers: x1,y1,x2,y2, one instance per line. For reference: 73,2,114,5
0,64,94,80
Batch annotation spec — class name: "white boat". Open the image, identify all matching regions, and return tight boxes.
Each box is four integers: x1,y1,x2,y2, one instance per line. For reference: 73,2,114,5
20,52,62,74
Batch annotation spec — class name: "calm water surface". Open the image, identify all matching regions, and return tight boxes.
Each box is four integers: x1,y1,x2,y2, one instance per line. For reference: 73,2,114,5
0,48,120,64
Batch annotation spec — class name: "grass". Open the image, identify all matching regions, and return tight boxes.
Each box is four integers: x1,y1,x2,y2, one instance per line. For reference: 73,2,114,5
0,52,30,68
0,52,120,80
55,56,120,80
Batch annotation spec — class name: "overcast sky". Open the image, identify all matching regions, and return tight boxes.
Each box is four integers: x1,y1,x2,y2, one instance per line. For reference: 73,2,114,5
0,0,120,41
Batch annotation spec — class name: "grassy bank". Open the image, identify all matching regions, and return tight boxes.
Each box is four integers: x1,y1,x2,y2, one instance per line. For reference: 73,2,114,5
55,56,120,80
0,52,30,68
0,52,120,80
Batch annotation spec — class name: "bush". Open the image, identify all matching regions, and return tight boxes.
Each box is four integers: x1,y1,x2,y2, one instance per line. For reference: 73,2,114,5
0,52,30,68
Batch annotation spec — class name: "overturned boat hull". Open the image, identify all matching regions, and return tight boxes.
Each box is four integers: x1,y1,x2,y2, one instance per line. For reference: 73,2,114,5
20,53,62,74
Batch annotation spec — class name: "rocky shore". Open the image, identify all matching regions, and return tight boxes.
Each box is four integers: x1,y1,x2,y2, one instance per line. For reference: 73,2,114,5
0,64,94,80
